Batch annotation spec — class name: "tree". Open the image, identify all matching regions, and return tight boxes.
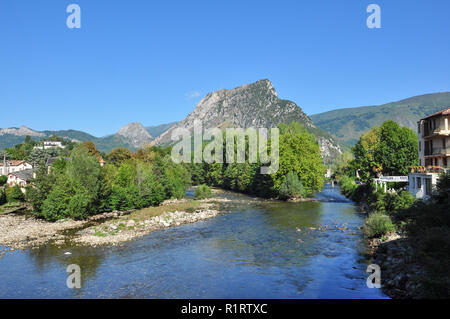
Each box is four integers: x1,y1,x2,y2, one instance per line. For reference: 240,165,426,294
350,121,418,181
279,171,306,200
0,175,7,186
375,121,418,176
351,127,380,182
273,122,324,196
82,141,100,158
6,185,25,202
25,165,58,213
107,147,132,166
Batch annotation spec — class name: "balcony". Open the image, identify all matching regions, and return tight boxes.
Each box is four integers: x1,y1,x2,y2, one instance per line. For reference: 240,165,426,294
410,166,450,174
423,129,449,138
424,147,450,156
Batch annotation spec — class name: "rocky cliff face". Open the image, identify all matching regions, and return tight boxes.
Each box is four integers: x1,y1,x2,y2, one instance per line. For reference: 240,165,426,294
0,125,45,137
152,79,341,163
117,122,153,148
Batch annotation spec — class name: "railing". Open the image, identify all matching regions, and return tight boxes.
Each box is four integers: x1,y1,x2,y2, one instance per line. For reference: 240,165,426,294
423,128,448,138
426,148,450,156
410,166,450,173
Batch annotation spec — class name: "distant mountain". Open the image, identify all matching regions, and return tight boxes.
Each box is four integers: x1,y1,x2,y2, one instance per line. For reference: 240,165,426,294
0,122,173,153
117,122,153,148
152,79,342,163
145,122,177,138
310,92,450,145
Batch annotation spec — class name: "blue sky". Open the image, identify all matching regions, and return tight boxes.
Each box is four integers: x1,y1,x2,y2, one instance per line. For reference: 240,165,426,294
1,0,450,137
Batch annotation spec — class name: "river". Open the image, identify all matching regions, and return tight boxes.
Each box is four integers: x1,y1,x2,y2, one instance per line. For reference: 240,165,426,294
0,184,387,298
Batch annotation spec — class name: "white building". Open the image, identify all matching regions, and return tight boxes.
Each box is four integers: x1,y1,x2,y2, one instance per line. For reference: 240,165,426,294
0,160,33,176
7,169,34,191
409,108,450,199
33,141,65,150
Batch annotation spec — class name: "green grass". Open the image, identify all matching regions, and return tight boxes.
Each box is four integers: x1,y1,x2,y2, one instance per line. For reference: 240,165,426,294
93,231,108,237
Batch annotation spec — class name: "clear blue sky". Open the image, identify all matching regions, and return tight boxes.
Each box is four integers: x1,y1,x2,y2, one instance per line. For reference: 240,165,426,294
1,0,450,137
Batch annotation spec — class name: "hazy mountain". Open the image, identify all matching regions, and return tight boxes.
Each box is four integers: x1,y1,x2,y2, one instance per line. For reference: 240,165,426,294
0,122,173,153
145,122,177,138
117,122,153,148
152,79,342,163
310,92,450,145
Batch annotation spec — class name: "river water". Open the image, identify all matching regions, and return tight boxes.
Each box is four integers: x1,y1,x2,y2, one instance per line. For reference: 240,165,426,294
0,185,387,298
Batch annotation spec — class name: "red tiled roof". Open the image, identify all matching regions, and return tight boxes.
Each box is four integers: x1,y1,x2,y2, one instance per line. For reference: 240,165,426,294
0,160,30,167
421,108,450,120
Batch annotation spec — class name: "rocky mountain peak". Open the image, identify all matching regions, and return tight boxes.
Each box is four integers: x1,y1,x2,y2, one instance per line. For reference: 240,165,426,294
152,79,313,146
117,122,153,148
0,125,45,137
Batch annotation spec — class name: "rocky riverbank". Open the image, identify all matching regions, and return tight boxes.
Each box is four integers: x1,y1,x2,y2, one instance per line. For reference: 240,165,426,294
0,197,226,250
368,233,425,299
73,207,219,246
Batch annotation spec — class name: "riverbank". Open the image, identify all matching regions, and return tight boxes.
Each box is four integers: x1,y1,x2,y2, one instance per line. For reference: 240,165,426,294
0,197,227,250
367,233,425,299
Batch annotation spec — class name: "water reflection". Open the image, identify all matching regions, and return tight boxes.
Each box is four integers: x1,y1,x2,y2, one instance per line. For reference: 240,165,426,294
0,185,388,299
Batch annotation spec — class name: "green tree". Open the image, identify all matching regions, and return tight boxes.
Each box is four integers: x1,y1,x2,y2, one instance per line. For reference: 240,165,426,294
273,122,324,196
6,185,25,202
0,175,7,186
107,147,132,166
375,121,418,176
279,171,306,200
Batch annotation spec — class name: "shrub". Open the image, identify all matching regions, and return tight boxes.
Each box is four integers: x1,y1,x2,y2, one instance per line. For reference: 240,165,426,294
279,172,306,200
194,184,213,199
339,175,358,198
6,185,25,203
0,175,7,186
364,212,395,238
0,188,6,205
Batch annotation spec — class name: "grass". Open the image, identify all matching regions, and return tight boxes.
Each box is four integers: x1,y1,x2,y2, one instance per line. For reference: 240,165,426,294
127,200,203,221
93,231,108,237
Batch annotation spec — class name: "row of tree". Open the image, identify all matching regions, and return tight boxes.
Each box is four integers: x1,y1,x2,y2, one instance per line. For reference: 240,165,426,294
189,122,325,199
336,120,418,182
26,145,190,221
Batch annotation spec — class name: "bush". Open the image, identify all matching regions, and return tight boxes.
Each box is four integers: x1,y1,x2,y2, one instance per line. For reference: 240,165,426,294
339,175,358,198
385,190,415,216
6,185,25,203
279,172,306,200
364,212,395,238
194,184,213,199
0,188,6,205
0,175,7,186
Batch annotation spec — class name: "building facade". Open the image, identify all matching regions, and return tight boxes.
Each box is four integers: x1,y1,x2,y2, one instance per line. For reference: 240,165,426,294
7,169,34,191
0,160,33,176
33,141,65,150
409,108,450,199
417,108,450,167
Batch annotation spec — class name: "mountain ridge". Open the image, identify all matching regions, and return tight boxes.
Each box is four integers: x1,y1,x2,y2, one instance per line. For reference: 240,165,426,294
310,92,450,145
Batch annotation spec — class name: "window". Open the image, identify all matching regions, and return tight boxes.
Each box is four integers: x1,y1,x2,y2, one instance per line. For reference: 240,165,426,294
419,142,421,152
425,178,432,196
418,123,421,134
444,157,448,167
417,177,422,189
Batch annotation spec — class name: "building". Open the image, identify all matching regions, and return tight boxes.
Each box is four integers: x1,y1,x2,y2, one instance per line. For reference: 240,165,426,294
409,108,450,199
7,169,35,190
33,141,65,150
417,108,450,167
0,160,33,176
